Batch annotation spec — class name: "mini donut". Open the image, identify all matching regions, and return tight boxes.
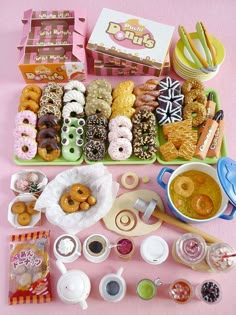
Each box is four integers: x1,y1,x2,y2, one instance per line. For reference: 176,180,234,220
87,195,97,206
108,138,132,160
18,100,39,113
17,212,31,226
13,123,37,139
64,117,85,128
79,202,90,211
85,98,111,119
37,138,61,161
87,79,112,94
20,91,40,103
62,102,84,118
40,92,62,108
37,104,61,119
11,201,26,214
109,116,132,130
184,89,207,106
63,90,85,106
191,194,214,216
108,127,133,142
15,110,37,127
155,101,182,125
173,176,195,198
84,139,106,161
132,109,156,126
183,102,207,127
86,88,112,105
26,200,38,215
64,80,86,93
14,136,37,160
181,79,204,95
133,135,156,160
60,192,80,213
86,125,107,141
36,127,60,143
43,82,63,97
62,144,82,161
22,84,42,97
86,114,108,127
70,184,91,202
37,114,61,131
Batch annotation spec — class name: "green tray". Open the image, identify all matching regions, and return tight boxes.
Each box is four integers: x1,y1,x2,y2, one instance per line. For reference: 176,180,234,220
156,88,228,165
13,154,84,166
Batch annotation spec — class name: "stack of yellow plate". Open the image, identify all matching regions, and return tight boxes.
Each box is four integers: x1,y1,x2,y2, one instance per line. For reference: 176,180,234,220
173,32,225,81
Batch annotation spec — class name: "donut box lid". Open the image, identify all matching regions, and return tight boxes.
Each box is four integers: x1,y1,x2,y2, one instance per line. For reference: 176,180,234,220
87,8,175,71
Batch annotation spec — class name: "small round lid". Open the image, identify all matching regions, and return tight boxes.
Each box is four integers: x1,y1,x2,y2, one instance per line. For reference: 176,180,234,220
58,270,86,302
140,236,169,265
217,157,236,206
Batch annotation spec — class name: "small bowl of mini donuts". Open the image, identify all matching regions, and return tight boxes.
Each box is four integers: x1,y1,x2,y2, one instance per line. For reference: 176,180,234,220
59,183,97,214
8,194,41,228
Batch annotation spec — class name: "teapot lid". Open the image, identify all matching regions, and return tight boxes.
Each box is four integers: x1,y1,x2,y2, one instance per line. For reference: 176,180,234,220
217,157,236,206
58,270,85,301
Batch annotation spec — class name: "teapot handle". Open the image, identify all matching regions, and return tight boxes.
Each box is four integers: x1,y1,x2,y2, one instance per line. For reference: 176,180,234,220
56,259,67,274
79,299,88,310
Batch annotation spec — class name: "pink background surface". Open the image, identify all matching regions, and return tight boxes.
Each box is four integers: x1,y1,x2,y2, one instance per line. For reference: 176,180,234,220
1,0,236,314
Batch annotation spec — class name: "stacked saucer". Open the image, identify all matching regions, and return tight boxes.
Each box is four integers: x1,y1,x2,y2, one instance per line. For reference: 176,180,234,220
173,32,225,81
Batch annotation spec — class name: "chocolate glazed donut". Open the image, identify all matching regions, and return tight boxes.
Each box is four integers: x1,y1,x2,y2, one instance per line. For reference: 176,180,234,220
37,114,61,131
36,127,60,143
37,138,61,161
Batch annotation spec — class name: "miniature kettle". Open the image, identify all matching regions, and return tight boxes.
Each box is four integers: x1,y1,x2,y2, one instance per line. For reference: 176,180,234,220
56,260,91,310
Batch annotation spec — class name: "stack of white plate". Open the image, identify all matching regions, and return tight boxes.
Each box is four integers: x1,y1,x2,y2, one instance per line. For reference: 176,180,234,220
173,32,225,81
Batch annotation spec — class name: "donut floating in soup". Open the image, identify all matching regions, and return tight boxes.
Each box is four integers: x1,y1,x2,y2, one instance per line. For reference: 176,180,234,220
169,170,222,220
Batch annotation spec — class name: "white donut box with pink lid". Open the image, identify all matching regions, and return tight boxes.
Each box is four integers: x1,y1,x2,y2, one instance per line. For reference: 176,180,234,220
86,8,174,76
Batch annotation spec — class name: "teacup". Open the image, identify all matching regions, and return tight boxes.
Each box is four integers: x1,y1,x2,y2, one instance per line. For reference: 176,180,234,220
83,234,111,263
54,234,81,263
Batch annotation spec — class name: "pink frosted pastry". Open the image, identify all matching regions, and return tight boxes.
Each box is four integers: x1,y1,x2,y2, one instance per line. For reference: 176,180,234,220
14,136,37,160
109,115,132,130
15,178,29,192
13,123,37,139
108,126,133,142
15,110,37,127
108,138,132,160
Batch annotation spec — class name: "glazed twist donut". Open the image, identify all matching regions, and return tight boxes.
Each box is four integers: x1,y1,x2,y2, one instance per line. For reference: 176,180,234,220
63,90,85,106
133,79,159,96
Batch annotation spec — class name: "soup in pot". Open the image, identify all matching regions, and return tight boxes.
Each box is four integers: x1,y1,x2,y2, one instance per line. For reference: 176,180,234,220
169,170,222,220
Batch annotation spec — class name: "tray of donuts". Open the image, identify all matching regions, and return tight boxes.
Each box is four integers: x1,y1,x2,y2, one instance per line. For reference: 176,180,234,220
13,78,160,165
155,78,227,164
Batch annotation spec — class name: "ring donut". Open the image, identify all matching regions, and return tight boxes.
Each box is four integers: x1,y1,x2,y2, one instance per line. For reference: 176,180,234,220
70,184,91,202
37,138,61,161
133,135,156,160
121,172,139,189
184,89,207,106
60,192,80,213
37,114,61,131
62,102,84,118
63,90,85,106
36,127,60,143
22,84,42,97
109,116,132,130
38,104,61,119
40,92,62,108
87,79,112,94
191,194,214,216
108,127,133,142
108,138,132,160
84,139,106,161
14,123,37,139
14,136,37,160
85,99,111,119
173,176,195,198
86,114,108,127
64,80,86,93
183,102,207,127
17,212,31,226
62,144,82,161
86,125,107,141
86,88,112,105
181,79,204,95
15,110,37,127
11,201,26,214
43,82,63,97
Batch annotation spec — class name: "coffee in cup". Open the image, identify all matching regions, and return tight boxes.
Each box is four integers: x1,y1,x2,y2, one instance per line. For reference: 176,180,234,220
83,234,111,263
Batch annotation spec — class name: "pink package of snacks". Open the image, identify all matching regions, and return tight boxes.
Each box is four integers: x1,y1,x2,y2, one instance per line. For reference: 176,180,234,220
8,230,52,305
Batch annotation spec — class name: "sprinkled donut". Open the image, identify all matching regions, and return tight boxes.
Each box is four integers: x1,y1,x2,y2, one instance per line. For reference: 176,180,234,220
40,92,62,108
86,125,107,141
181,79,204,95
14,136,37,160
14,124,37,139
18,100,39,113
108,138,132,160
184,89,207,106
15,110,37,127
43,82,63,97
132,123,156,138
36,127,60,143
87,79,112,94
37,114,61,131
62,102,84,118
156,101,182,125
108,127,133,142
64,80,86,93
132,109,156,126
37,138,61,161
183,102,207,127
85,99,111,119
63,90,85,106
86,114,108,127
133,135,157,160
109,116,132,130
84,139,106,161
38,104,61,119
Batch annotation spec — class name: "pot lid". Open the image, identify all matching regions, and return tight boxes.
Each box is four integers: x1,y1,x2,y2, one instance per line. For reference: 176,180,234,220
217,157,236,207
58,270,85,301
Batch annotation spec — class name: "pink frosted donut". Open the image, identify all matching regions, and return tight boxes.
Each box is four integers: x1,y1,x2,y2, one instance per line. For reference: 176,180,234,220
13,123,37,139
108,138,132,160
108,126,133,142
109,115,132,131
15,110,37,127
14,136,37,160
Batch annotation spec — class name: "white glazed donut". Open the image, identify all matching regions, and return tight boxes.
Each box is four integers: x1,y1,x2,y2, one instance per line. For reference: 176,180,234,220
109,115,132,131
63,90,85,106
108,138,132,160
108,127,133,142
64,80,86,94
62,102,84,118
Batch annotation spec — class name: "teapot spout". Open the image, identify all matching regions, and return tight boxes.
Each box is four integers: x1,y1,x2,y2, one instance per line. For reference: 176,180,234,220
79,299,88,310
56,259,67,275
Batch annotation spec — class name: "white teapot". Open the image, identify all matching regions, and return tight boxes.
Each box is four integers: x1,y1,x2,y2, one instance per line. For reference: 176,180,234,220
56,260,91,310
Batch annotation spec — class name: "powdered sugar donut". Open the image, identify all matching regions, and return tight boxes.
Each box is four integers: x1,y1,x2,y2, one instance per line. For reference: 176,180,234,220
108,138,132,160
62,102,84,118
108,127,133,142
63,90,85,106
14,136,37,160
15,110,37,127
13,123,37,139
64,80,86,93
109,115,132,131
